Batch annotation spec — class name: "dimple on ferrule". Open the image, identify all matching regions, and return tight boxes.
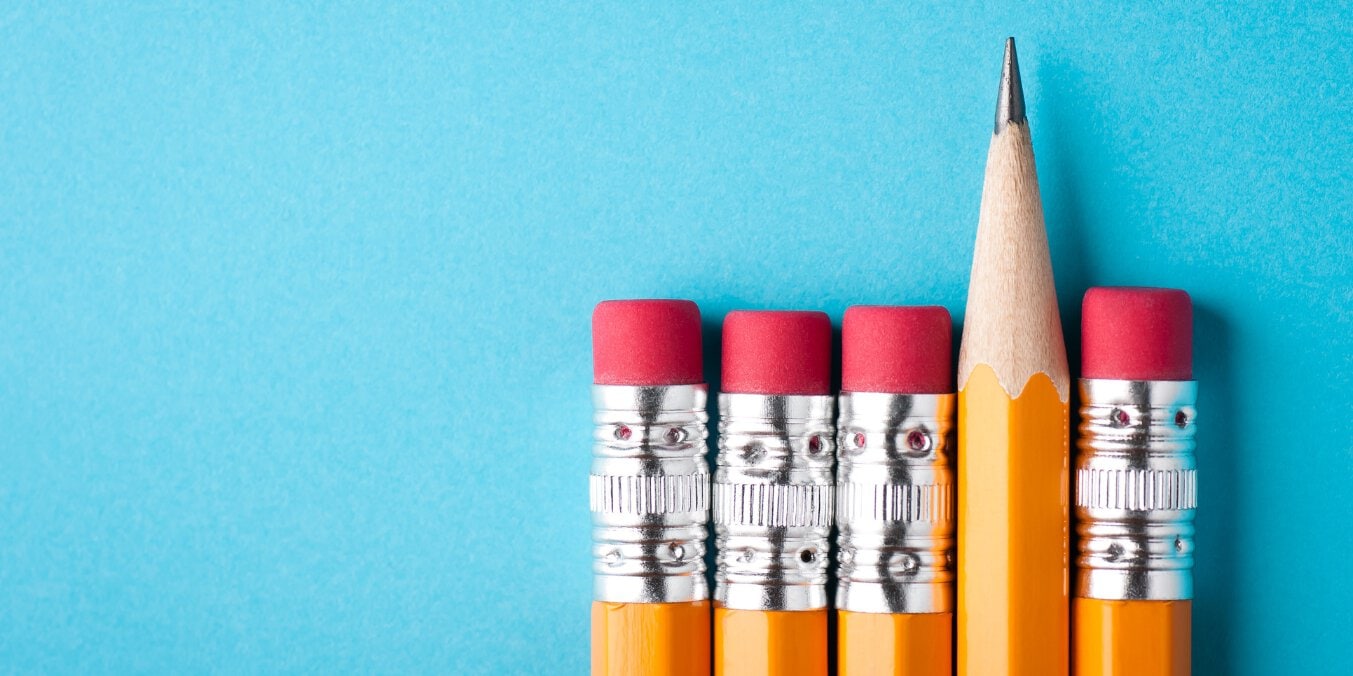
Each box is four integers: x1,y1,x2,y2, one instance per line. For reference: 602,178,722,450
1075,379,1197,601
590,385,710,604
713,394,835,612
835,392,955,614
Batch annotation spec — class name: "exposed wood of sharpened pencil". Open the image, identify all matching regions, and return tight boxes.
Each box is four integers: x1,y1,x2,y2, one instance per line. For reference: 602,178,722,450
957,38,1070,401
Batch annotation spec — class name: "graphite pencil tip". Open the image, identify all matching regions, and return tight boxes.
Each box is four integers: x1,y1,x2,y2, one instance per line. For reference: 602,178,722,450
994,37,1026,134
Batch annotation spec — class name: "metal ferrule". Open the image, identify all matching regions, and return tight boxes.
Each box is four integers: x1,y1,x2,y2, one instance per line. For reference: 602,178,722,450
590,385,710,604
835,392,955,614
1076,379,1197,601
713,393,835,611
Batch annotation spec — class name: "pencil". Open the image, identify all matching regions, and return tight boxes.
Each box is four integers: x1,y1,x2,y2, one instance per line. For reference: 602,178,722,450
590,300,711,676
956,38,1071,676
713,310,834,676
836,306,955,675
1073,287,1195,675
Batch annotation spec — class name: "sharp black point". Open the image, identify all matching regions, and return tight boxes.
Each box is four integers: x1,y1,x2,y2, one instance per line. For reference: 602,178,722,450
994,37,1026,134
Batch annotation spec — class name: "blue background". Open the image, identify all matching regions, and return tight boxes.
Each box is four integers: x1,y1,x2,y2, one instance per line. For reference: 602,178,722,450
2,2,1350,674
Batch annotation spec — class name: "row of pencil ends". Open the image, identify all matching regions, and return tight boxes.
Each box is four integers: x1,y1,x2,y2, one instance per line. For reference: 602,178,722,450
588,37,1198,676
591,291,1195,676
595,289,1194,396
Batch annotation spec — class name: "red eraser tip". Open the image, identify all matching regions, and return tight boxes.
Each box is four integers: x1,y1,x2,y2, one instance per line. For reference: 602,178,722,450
721,310,832,395
592,299,703,386
1082,287,1193,380
842,305,953,393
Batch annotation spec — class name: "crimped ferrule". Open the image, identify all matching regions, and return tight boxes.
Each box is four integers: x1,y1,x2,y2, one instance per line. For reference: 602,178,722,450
590,385,710,604
834,392,955,614
713,394,835,611
1076,379,1197,601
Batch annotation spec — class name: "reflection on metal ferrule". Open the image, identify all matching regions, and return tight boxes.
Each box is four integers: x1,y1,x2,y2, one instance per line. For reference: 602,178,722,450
834,392,955,614
590,385,710,604
713,393,835,612
1076,379,1197,601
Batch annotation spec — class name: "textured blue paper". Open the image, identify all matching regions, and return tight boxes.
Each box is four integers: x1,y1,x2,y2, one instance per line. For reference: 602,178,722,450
2,3,1350,674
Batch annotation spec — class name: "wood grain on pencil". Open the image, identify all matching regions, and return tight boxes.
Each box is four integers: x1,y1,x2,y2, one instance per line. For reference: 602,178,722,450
956,121,1068,400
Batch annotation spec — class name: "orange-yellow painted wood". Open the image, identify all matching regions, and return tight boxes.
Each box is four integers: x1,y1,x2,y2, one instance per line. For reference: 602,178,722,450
714,607,826,676
591,601,710,676
957,366,1069,676
838,611,952,675
1074,598,1190,676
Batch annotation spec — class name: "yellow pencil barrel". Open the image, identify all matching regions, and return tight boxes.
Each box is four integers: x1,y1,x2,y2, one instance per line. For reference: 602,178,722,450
1074,598,1190,675
592,601,711,676
957,366,1070,675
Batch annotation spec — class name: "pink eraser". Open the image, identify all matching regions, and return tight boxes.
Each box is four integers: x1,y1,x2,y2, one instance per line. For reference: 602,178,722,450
592,299,704,386
721,310,832,395
842,305,953,393
1082,287,1193,381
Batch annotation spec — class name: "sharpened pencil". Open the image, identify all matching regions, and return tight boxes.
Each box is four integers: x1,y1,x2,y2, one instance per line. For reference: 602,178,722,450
956,37,1071,676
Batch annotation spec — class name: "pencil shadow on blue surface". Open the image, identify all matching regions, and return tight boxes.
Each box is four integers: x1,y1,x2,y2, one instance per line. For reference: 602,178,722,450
1190,305,1237,676
701,316,723,471
701,318,721,672
1036,69,1091,376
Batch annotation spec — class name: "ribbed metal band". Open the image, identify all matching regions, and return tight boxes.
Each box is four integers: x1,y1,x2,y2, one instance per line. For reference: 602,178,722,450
835,392,955,614
1076,379,1197,601
713,393,835,611
590,385,710,603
